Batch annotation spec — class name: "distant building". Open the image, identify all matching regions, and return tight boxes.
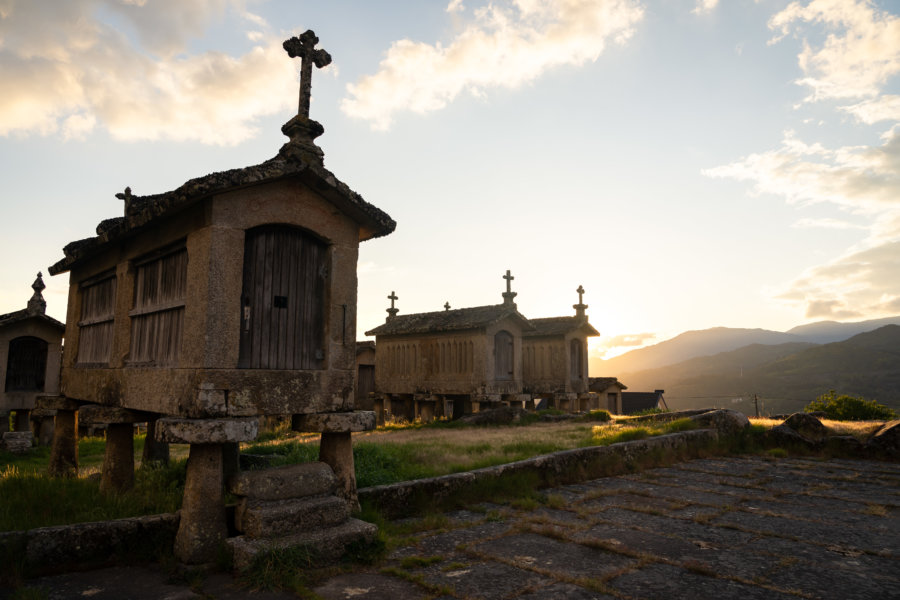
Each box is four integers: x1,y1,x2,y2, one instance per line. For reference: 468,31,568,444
0,273,65,436
620,389,668,415
588,377,627,413
356,341,376,412
523,286,600,411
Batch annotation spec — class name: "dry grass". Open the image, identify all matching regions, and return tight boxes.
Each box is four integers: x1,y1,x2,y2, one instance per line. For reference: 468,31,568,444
749,417,884,440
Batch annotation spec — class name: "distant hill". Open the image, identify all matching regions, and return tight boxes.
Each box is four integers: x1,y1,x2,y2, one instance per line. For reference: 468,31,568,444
590,316,900,376
591,327,802,375
786,316,900,344
617,325,900,415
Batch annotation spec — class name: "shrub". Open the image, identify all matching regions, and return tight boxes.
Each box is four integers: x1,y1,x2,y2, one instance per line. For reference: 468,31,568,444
804,391,896,421
584,410,611,422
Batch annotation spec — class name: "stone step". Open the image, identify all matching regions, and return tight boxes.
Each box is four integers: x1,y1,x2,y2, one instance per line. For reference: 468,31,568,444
228,518,378,571
227,461,337,500
236,494,351,538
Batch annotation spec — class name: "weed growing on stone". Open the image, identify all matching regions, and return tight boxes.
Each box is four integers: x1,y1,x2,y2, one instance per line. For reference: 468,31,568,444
400,555,443,569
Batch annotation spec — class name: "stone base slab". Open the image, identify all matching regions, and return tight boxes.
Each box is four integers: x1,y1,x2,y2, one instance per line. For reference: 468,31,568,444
79,405,151,425
156,417,258,444
291,411,376,433
236,495,350,538
227,518,378,571
35,396,82,411
228,462,337,501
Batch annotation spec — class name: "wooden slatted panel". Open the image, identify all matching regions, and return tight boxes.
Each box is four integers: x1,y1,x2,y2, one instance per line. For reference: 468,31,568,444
78,275,116,364
5,336,48,391
494,330,513,380
570,339,584,381
130,249,187,365
239,226,326,370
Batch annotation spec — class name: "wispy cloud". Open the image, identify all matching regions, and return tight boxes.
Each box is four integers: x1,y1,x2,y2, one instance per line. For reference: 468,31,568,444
341,0,645,130
692,0,719,16
792,217,867,230
593,332,657,358
0,0,296,145
706,0,900,321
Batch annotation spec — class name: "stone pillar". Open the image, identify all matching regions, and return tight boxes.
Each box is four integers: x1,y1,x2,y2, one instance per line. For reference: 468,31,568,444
141,418,170,465
14,410,31,432
101,423,135,493
49,409,79,477
156,417,258,565
80,406,148,493
373,396,385,426
292,412,376,513
177,443,227,564
31,409,56,446
418,401,435,423
0,412,9,434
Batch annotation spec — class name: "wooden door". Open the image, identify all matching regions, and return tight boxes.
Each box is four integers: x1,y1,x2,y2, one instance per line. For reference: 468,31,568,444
494,330,514,380
239,225,327,370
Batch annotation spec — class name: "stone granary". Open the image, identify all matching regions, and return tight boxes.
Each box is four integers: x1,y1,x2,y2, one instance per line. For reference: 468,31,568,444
43,30,394,564
355,341,376,412
0,273,65,444
589,376,628,413
365,272,534,420
522,286,600,411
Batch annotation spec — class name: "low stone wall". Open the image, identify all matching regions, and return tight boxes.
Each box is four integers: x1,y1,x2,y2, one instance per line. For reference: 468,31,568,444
358,429,720,518
0,513,178,576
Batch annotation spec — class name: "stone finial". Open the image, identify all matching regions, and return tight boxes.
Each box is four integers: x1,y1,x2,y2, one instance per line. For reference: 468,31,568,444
386,291,399,321
115,186,133,215
444,301,451,311
283,30,332,120
573,284,588,320
502,270,517,307
27,272,46,315
280,30,331,163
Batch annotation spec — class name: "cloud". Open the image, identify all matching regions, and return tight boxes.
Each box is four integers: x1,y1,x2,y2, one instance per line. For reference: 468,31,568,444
692,0,719,16
592,332,656,358
791,217,866,230
702,127,900,212
776,240,900,319
768,0,900,102
0,0,297,145
708,0,900,322
341,0,645,130
447,0,466,13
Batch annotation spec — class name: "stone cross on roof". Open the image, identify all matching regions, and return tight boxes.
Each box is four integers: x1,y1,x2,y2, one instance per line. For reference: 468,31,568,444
444,302,451,311
502,270,517,307
573,284,588,320
283,30,332,120
386,291,399,321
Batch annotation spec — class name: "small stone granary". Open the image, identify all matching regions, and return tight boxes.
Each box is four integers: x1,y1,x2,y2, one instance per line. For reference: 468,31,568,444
589,376,628,413
0,273,65,447
43,30,394,564
355,341,376,412
522,286,600,411
365,272,534,420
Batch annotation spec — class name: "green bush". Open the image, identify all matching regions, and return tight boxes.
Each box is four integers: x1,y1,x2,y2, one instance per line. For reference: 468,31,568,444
804,391,896,421
584,410,611,422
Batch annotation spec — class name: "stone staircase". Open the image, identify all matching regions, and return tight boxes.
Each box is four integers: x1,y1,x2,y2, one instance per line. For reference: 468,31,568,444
226,461,377,570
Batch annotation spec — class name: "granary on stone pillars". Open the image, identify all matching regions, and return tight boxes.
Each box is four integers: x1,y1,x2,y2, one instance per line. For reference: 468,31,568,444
0,273,65,443
365,272,533,421
45,30,395,564
522,286,600,412
589,377,627,413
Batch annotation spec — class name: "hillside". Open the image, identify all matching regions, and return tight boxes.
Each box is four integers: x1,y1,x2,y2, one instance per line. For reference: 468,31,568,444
615,325,900,415
590,315,900,376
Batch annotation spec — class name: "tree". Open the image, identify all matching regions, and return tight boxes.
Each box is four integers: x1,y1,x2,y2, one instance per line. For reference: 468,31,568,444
804,390,896,421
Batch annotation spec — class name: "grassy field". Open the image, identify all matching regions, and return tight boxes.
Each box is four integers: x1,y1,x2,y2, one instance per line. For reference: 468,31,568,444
0,413,889,533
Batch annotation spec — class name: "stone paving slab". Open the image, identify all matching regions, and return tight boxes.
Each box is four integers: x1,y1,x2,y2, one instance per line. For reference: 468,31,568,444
12,456,900,600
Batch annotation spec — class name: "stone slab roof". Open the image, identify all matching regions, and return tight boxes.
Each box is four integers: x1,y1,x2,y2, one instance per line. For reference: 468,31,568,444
0,308,65,331
588,377,627,391
524,316,600,338
365,304,534,337
49,154,396,276
621,391,666,414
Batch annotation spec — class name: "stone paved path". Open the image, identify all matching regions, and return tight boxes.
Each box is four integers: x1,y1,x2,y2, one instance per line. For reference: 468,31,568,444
13,456,900,599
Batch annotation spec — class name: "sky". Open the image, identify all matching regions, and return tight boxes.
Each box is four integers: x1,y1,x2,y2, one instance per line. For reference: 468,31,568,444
0,0,898,360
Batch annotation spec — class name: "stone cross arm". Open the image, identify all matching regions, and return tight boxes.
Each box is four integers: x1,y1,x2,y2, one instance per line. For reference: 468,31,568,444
283,30,332,119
